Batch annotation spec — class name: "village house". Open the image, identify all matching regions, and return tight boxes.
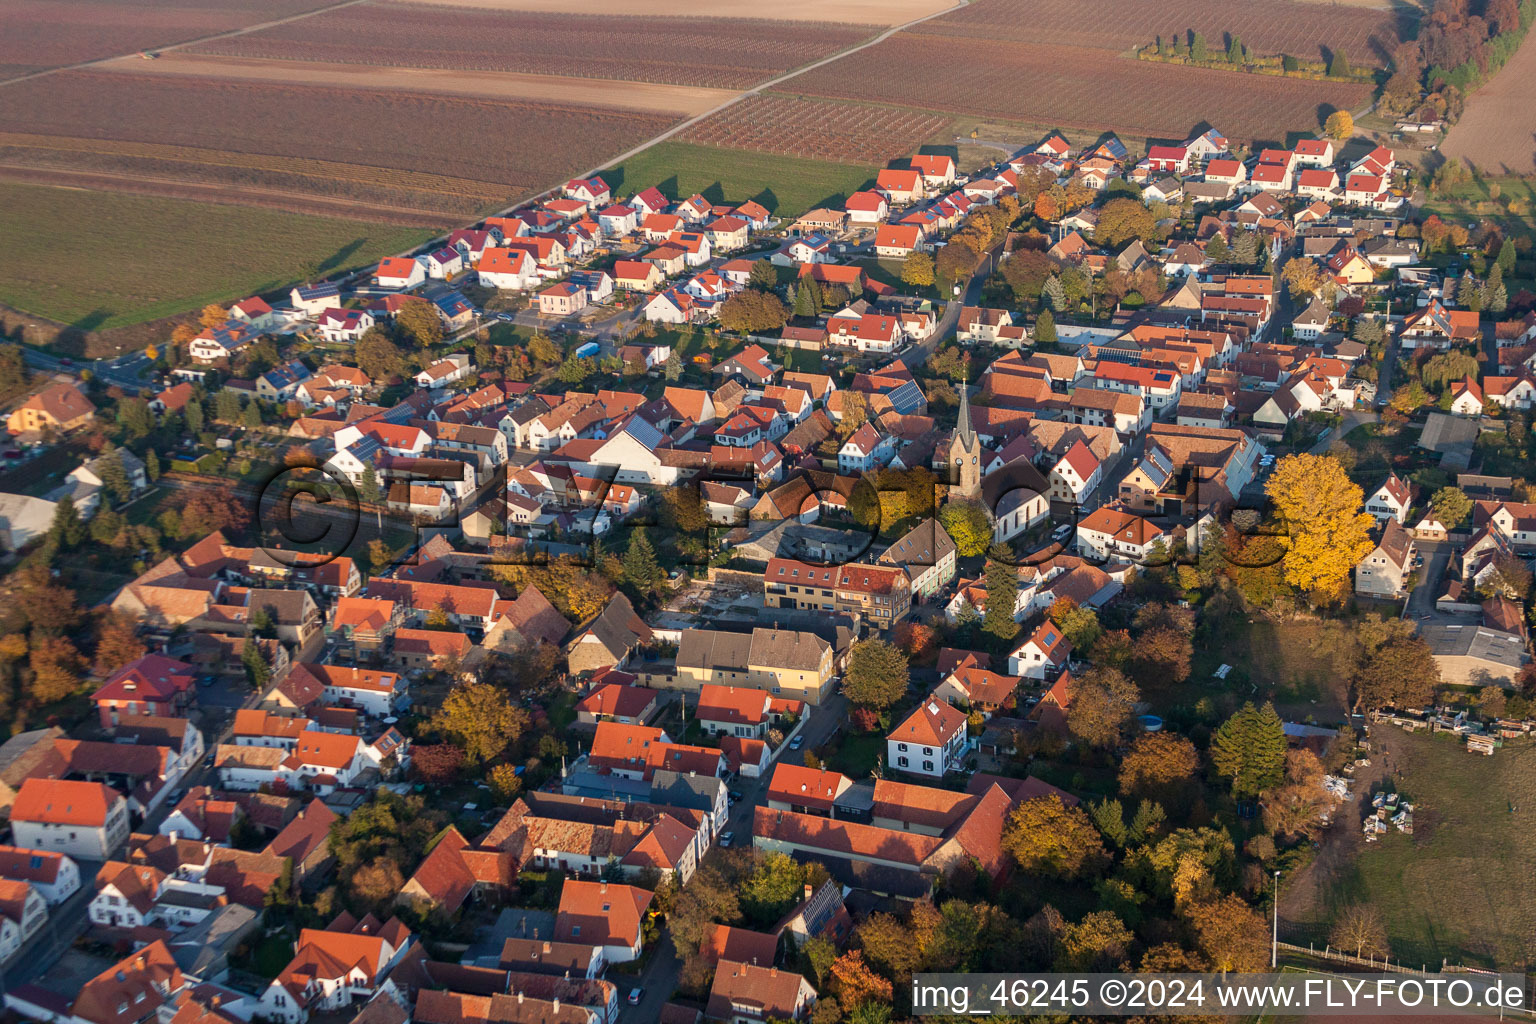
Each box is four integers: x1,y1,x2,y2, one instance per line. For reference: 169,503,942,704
1356,519,1417,598
886,699,969,778
10,778,131,860
7,382,94,436
674,628,836,705
1008,620,1071,679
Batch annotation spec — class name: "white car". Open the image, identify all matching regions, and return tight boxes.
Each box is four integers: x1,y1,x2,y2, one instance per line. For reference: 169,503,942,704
719,832,734,848
628,989,643,1006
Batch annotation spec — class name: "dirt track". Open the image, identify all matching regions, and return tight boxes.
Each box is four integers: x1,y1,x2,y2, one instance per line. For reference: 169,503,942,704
1442,27,1536,172
96,51,736,116
395,0,950,23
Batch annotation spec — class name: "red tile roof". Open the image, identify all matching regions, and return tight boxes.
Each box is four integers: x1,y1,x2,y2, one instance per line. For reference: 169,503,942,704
13,778,120,827
554,879,653,948
888,699,966,747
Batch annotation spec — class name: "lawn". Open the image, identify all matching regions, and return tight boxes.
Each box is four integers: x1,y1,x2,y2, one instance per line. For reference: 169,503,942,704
1419,173,1536,241
1284,729,1536,970
599,141,879,218
0,182,440,331
1189,611,1360,724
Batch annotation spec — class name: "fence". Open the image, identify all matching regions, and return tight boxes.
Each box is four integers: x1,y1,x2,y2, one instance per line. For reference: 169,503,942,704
1276,940,1534,1014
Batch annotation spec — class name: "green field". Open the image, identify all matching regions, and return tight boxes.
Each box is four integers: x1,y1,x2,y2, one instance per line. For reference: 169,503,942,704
1284,730,1536,969
0,183,441,331
599,142,879,218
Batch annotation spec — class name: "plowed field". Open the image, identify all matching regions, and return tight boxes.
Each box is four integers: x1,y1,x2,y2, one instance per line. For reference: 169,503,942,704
682,95,950,164
189,3,876,88
789,35,1373,142
0,70,675,214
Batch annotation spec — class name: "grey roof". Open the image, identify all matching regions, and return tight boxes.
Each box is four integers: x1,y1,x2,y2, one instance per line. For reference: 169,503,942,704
1420,622,1529,669
676,626,830,674
1418,412,1478,454
879,517,956,571
650,768,726,813
167,903,259,976
1294,296,1330,327
582,593,652,659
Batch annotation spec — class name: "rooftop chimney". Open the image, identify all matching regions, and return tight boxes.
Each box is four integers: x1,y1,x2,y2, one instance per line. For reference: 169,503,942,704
804,883,814,900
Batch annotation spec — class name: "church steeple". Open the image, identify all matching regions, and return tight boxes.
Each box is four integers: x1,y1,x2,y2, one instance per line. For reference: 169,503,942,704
949,372,981,500
956,372,976,452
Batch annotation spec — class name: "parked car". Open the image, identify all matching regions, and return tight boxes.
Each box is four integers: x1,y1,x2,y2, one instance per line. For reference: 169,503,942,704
789,735,804,750
628,989,643,1006
718,832,734,848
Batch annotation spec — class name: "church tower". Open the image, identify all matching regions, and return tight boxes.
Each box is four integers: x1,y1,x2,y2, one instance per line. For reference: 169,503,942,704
948,376,981,500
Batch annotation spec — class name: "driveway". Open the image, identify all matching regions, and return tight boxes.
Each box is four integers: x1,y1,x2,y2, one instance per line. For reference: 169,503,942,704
1404,540,1450,619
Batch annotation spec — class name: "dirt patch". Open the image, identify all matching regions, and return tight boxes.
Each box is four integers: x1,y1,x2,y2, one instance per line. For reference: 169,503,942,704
391,0,948,24
1441,28,1536,173
97,52,737,116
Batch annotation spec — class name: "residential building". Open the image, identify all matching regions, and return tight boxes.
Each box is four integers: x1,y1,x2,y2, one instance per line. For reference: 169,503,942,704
886,699,968,777
10,778,130,860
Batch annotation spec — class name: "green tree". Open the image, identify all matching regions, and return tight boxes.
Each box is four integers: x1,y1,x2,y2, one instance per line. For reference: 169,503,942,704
739,852,807,924
938,500,992,557
355,327,405,381
1191,31,1208,61
621,527,664,597
359,465,381,504
1205,233,1229,264
1043,275,1067,311
793,277,821,318
1089,798,1127,847
1210,702,1286,796
1227,35,1244,63
556,356,593,385
117,397,152,438
1328,49,1351,76
1496,239,1517,276
1034,309,1057,344
718,290,789,333
49,495,84,548
1430,485,1472,528
664,351,683,381
844,638,909,711
902,251,936,288
394,299,443,349
982,554,1018,645
144,449,160,482
183,398,204,435
242,639,270,690
748,259,778,291
241,401,263,429
95,447,133,504
1484,262,1508,313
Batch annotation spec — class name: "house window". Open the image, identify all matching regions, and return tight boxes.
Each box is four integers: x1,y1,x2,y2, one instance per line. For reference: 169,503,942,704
923,761,934,772
897,756,908,767
898,743,907,752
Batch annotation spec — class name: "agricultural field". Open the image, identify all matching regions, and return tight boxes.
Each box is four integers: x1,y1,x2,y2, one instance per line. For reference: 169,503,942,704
0,182,435,330
1282,729,1536,970
189,3,877,89
682,95,950,164
599,141,880,217
100,52,736,116
790,35,1374,143
911,0,1409,64
0,0,341,81
1442,28,1536,173
393,0,953,24
0,71,676,217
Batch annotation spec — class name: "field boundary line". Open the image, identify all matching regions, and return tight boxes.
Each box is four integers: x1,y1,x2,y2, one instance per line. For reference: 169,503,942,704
0,0,376,90
351,0,971,269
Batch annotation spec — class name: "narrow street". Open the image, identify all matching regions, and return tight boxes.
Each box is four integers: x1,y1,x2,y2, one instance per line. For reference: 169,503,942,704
618,695,847,1022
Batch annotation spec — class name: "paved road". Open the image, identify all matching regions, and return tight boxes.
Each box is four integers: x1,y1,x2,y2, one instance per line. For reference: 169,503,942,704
22,347,149,393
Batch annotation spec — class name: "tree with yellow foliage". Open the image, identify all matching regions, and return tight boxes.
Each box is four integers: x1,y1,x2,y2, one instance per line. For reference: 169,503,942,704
1264,453,1375,596
1324,109,1354,139
199,304,228,329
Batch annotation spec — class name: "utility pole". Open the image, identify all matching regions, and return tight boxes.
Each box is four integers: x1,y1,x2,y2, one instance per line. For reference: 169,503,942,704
1271,869,1282,967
